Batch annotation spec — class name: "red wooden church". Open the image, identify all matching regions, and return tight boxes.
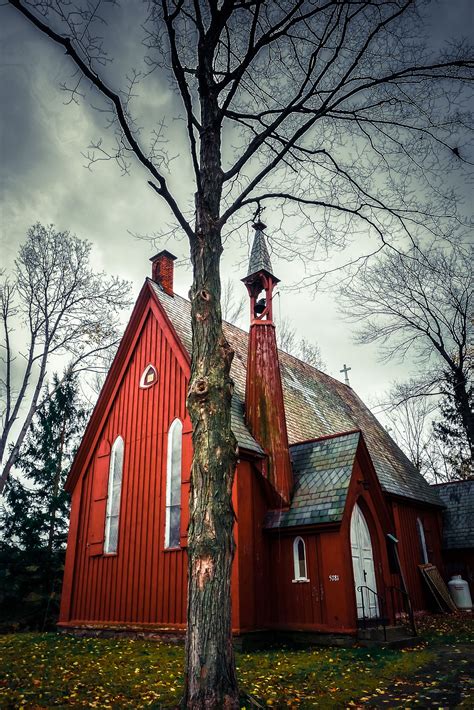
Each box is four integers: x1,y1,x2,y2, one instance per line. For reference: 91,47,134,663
59,224,445,640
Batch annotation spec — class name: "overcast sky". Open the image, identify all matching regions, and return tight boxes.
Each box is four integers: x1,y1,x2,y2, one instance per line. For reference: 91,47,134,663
1,0,473,418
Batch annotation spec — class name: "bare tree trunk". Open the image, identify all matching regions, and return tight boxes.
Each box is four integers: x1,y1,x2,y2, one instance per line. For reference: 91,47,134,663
0,334,36,474
47,421,66,555
185,225,238,708
183,83,239,706
0,353,48,494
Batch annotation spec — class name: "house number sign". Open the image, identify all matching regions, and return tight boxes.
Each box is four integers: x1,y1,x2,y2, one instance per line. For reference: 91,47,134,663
329,574,340,582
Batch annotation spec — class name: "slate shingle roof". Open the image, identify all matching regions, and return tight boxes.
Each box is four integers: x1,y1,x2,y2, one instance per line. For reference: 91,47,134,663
265,432,360,528
433,480,474,549
247,227,275,278
151,283,442,508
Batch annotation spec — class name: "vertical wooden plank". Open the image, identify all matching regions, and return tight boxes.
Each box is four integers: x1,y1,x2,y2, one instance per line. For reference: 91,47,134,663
64,299,196,630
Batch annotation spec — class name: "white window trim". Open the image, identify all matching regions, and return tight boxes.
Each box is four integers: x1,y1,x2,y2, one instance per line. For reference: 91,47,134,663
417,517,429,564
104,435,124,554
139,363,158,389
292,536,309,583
164,418,182,549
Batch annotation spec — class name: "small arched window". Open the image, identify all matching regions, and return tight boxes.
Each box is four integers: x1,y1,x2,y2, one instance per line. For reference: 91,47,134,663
417,517,429,564
104,436,124,554
165,418,182,549
293,536,309,582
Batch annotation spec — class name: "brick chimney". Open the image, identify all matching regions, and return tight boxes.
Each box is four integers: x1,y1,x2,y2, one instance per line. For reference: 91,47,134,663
150,250,177,296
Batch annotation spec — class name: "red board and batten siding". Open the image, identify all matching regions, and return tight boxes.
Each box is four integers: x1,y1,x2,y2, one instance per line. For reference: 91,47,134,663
391,500,443,611
59,279,444,636
234,459,272,632
60,299,191,629
255,444,399,635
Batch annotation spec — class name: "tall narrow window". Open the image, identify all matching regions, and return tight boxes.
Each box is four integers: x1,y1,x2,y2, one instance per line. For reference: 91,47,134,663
417,517,429,563
165,419,182,549
293,536,308,581
104,436,124,554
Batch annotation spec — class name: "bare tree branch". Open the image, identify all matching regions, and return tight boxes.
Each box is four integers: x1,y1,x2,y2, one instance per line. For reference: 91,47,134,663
0,223,132,493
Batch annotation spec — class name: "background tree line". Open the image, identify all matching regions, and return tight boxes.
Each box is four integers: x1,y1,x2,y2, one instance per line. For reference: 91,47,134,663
342,239,473,481
0,224,131,629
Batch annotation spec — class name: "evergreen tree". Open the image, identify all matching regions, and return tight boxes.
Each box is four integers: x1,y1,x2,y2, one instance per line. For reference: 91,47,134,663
433,370,474,481
0,372,87,629
1,371,87,551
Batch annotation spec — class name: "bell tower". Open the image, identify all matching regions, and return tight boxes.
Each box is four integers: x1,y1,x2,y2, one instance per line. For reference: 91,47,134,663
242,220,293,505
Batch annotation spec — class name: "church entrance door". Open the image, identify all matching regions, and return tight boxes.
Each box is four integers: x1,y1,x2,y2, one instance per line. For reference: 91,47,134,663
350,503,379,619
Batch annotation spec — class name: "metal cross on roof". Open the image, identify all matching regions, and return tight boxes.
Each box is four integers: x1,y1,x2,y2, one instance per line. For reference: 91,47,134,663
340,363,352,386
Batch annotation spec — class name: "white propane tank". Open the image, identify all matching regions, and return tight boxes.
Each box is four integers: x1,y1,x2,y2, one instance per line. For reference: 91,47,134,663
448,575,473,611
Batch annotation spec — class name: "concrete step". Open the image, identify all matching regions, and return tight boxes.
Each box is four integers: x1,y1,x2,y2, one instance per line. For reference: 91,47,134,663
357,625,418,648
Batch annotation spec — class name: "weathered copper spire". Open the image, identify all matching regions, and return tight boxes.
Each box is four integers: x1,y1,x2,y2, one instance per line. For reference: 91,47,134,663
242,222,293,505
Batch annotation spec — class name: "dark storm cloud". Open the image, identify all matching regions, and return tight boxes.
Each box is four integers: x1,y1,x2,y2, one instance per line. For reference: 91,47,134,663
0,6,193,280
1,0,472,401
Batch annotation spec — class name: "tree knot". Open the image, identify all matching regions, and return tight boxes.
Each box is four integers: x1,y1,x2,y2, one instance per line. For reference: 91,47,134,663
191,378,209,399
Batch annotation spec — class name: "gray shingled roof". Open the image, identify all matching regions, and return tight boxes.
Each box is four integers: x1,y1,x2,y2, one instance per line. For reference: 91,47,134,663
150,280,263,456
247,227,274,277
433,480,474,549
265,432,360,528
150,283,442,508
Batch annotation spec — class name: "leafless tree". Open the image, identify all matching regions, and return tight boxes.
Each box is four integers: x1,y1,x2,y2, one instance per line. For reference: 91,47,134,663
0,223,132,493
5,1,474,706
221,278,245,326
379,384,468,482
277,317,325,370
379,389,435,469
341,240,473,467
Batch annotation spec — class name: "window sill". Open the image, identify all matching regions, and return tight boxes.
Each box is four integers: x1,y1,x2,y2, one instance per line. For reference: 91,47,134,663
292,578,310,583
164,546,181,552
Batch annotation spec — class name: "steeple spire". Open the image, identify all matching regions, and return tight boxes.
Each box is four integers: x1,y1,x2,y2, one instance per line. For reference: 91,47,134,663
246,220,278,280
242,220,293,505
242,222,279,323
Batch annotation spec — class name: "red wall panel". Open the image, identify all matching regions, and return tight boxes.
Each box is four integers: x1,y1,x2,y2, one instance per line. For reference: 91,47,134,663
391,500,443,611
63,309,190,627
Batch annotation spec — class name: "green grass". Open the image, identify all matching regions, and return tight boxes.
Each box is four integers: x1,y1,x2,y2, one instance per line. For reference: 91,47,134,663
0,615,472,708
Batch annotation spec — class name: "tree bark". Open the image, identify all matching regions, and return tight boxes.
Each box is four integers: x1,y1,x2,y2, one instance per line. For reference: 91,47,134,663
0,349,48,494
183,68,239,706
47,420,66,555
185,227,238,707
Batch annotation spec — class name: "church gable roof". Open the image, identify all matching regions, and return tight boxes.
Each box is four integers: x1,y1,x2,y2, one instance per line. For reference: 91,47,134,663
265,431,360,529
145,280,263,456
149,283,442,508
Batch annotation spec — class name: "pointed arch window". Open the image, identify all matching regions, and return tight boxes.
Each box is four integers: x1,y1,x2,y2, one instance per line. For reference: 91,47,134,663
139,363,158,389
165,419,182,549
417,517,429,564
104,436,124,554
293,536,309,582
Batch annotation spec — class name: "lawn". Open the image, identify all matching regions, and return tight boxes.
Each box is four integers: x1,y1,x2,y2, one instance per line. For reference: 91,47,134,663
0,615,472,708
